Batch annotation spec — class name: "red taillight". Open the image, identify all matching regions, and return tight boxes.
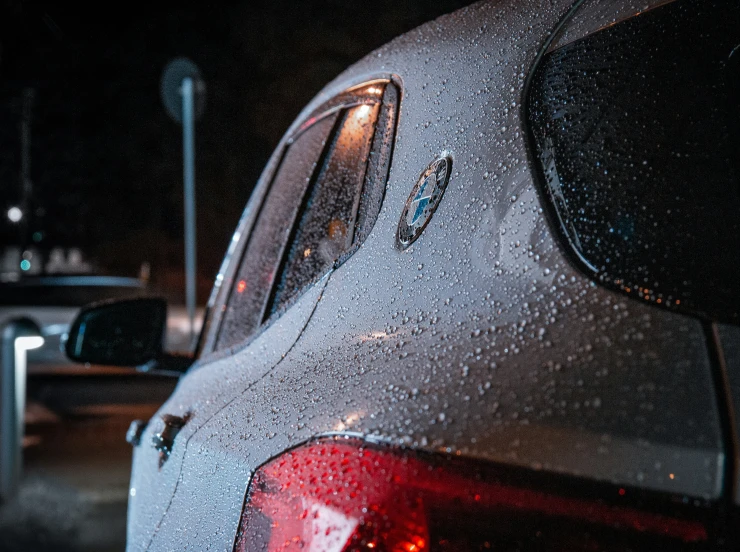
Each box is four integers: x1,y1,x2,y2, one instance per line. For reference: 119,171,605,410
234,438,709,552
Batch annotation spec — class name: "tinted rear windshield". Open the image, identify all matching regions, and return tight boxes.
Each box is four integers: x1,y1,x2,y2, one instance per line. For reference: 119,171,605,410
527,0,740,323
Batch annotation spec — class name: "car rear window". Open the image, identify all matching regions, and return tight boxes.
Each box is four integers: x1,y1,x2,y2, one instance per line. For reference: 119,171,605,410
526,0,740,323
215,82,398,350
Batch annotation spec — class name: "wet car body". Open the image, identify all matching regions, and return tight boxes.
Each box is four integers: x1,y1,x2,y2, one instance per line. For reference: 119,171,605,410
126,0,740,550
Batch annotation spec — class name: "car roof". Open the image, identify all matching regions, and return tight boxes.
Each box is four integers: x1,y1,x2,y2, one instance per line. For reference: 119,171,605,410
0,275,145,307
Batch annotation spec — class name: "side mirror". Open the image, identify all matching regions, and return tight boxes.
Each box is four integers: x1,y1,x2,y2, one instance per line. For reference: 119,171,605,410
65,298,167,367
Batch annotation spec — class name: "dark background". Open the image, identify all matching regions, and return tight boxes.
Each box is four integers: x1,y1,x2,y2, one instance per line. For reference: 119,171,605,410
0,0,472,303
0,4,475,550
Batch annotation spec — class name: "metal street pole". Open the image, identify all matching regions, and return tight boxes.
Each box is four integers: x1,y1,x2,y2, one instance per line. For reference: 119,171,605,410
181,78,197,344
162,58,205,349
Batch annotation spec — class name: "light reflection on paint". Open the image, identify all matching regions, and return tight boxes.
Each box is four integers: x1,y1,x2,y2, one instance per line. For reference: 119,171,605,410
333,411,364,432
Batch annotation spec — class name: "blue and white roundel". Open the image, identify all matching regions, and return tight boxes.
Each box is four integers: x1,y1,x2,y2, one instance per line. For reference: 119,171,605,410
397,156,451,248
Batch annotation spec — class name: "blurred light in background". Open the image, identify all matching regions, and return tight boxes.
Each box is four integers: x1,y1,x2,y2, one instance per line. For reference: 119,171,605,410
7,207,23,224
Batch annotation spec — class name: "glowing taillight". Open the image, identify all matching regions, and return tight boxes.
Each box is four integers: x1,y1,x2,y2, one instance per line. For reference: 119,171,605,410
234,439,710,552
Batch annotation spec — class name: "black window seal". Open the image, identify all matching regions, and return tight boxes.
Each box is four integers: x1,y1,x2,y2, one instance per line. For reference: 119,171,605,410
520,0,588,284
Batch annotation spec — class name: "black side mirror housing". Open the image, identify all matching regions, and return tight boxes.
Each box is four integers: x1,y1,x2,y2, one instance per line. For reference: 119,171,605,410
65,297,167,367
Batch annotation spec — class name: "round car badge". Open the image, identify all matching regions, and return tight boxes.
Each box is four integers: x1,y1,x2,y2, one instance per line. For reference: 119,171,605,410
396,155,452,249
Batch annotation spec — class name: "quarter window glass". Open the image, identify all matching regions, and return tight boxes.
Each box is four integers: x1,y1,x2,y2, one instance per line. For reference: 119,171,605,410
215,82,398,350
527,0,740,323
268,103,381,313
216,114,337,349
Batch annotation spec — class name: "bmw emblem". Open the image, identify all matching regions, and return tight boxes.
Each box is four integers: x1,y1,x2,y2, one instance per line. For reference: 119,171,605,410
396,155,452,249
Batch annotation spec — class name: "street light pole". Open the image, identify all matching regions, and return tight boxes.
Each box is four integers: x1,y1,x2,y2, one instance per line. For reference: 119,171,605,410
181,77,197,344
161,58,206,348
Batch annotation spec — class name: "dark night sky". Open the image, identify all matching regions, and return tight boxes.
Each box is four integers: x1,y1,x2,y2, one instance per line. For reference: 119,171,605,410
0,0,471,301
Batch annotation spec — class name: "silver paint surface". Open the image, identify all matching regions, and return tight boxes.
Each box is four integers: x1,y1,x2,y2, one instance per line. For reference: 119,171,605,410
127,1,723,549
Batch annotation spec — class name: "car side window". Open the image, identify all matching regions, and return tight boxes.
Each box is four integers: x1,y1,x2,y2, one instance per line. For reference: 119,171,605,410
215,82,398,350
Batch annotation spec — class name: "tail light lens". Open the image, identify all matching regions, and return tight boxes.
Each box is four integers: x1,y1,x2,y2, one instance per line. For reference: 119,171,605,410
234,438,710,552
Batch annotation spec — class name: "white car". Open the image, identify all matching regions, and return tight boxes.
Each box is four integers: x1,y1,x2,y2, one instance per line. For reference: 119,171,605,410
66,0,740,550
